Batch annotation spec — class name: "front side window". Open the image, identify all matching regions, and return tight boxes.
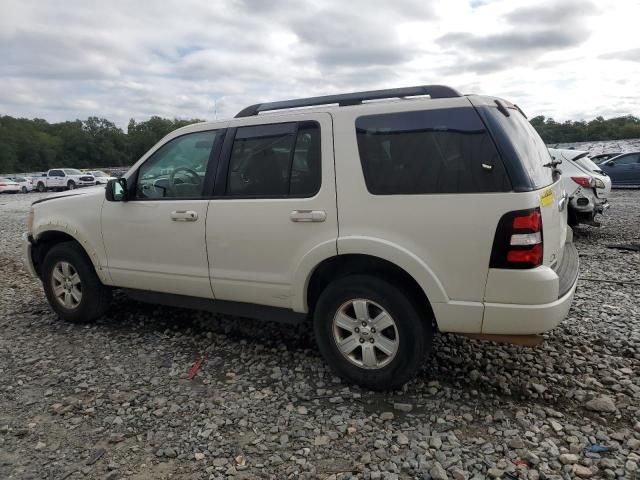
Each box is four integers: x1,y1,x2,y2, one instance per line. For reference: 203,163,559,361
135,130,219,199
226,121,321,197
356,108,511,195
49,170,64,177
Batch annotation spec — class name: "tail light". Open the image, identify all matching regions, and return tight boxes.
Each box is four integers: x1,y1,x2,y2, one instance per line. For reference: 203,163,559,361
571,176,594,188
0,183,6,187
490,208,543,269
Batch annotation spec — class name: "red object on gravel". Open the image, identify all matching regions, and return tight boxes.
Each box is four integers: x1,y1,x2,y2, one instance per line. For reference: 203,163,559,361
188,357,203,380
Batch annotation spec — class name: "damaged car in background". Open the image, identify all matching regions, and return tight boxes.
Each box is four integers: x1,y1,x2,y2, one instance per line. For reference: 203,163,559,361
548,148,611,227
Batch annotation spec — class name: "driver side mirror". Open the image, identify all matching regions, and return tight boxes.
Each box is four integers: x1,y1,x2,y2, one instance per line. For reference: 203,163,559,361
106,178,128,202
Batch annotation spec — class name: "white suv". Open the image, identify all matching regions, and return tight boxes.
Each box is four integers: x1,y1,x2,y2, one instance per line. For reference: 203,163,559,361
23,86,578,390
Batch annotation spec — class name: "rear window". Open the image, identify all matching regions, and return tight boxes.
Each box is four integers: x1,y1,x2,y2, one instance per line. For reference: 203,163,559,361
481,107,553,189
355,108,511,195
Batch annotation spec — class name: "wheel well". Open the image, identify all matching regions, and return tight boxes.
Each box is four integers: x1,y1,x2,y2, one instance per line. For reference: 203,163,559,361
307,254,434,322
32,231,88,278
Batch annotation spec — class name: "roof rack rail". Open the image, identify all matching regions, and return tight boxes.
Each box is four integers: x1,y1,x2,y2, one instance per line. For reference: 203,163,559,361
234,85,462,118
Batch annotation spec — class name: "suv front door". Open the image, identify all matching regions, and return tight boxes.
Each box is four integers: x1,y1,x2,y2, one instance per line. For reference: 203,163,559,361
206,113,337,310
101,127,225,298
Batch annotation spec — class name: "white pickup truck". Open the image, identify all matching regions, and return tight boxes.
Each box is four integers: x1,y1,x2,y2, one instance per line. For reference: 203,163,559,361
34,169,96,192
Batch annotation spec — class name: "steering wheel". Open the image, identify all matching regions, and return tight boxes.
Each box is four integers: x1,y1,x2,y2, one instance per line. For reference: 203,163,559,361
169,167,202,196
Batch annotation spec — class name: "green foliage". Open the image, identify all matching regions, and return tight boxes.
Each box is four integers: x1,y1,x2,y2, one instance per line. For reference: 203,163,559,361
2,113,639,174
530,115,640,144
0,115,203,174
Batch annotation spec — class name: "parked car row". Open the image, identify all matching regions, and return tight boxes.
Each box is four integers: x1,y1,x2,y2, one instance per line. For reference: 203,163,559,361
0,175,37,193
0,169,120,194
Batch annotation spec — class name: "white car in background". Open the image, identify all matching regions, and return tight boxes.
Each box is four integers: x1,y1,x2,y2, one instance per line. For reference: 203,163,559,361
549,148,611,226
9,176,36,193
0,177,21,193
87,171,117,185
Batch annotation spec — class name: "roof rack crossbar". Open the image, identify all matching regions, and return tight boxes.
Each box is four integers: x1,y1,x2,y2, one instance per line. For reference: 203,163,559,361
234,85,462,118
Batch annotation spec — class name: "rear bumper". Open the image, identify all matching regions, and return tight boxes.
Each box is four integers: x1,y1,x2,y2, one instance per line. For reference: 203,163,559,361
481,242,579,335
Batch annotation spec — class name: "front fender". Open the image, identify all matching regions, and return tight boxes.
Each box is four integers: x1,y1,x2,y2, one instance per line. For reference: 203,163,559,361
32,224,112,285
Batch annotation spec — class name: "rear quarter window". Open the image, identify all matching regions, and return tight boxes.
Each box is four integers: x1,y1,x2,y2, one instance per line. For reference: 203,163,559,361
355,108,511,195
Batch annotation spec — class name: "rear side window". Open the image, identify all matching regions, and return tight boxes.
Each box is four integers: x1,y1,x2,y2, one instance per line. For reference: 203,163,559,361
226,121,321,197
355,108,510,195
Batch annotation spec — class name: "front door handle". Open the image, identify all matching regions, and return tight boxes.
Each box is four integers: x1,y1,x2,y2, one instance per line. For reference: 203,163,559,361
170,210,198,222
290,210,326,222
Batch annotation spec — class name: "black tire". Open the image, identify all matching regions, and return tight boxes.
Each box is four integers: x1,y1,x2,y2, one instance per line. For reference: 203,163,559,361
42,242,111,323
21,186,27,193
67,180,76,190
313,274,432,390
37,182,46,192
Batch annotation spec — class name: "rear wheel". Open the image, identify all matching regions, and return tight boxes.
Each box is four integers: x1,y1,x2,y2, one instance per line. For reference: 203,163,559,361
42,242,111,323
37,182,46,192
21,186,27,193
313,274,432,390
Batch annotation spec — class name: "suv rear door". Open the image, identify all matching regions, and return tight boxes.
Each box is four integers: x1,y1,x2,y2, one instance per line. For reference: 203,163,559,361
206,113,337,310
472,99,568,267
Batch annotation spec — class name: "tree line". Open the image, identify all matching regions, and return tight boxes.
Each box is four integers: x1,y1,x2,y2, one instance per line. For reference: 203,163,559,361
1,113,640,174
530,115,640,144
0,115,203,174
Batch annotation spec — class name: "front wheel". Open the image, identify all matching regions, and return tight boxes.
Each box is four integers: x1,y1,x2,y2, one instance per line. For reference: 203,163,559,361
313,274,432,390
67,180,76,190
21,186,27,193
42,242,111,323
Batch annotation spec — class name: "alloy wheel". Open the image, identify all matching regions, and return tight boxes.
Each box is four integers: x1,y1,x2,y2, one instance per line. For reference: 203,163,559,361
332,299,399,369
51,261,82,309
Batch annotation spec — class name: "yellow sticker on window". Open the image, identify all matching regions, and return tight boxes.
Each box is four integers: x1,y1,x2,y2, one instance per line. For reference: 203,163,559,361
540,188,554,207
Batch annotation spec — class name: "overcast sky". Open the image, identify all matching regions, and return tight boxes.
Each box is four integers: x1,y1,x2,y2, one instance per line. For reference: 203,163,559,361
1,0,639,128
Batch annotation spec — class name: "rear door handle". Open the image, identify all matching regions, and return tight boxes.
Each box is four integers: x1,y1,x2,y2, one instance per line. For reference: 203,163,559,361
170,210,198,222
290,210,326,222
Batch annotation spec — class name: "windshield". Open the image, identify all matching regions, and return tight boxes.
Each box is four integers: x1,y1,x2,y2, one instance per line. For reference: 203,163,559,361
64,169,83,175
91,171,107,177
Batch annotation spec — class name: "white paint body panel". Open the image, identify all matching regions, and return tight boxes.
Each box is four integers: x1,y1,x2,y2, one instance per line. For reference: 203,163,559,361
101,199,213,298
29,187,112,284
207,113,338,309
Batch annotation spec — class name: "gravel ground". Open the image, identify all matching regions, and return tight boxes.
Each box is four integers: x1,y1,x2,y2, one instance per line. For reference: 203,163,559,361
0,188,638,480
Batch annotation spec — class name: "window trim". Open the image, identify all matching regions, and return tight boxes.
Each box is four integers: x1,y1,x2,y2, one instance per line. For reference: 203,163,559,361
127,128,227,202
213,120,322,200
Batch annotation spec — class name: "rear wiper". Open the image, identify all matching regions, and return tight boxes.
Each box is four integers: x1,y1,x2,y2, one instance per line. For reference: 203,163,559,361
544,156,563,179
543,156,562,169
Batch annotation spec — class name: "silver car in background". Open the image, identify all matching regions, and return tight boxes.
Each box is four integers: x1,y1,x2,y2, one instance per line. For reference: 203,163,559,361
549,148,611,227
